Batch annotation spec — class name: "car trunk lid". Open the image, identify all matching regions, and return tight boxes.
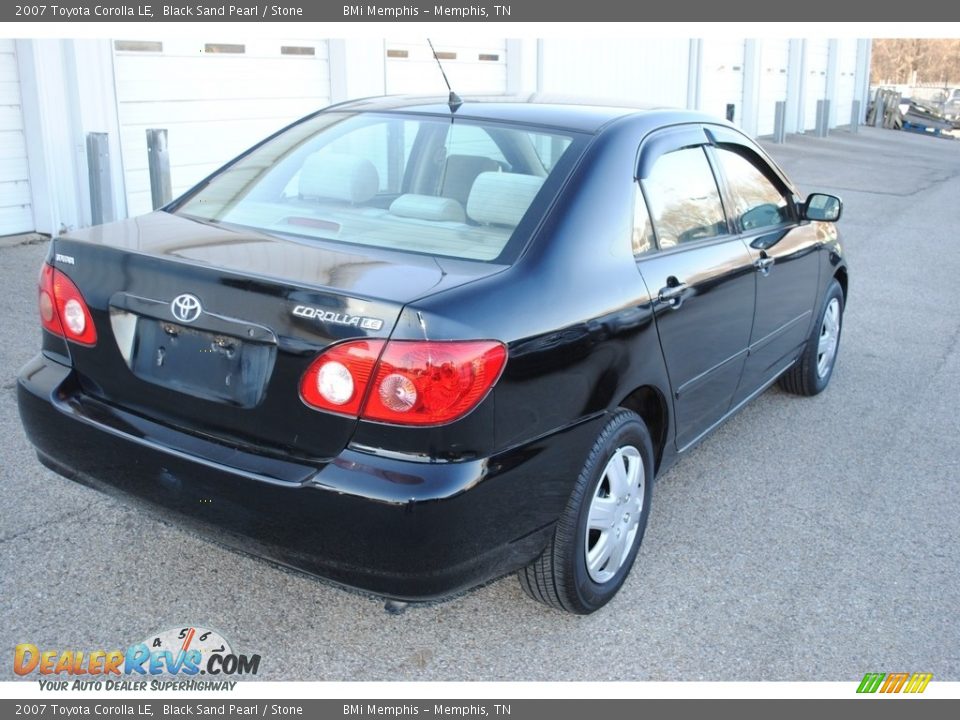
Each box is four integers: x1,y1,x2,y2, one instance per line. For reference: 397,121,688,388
50,212,502,463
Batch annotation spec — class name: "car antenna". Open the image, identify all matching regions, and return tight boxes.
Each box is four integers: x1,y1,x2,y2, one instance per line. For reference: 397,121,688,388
427,38,463,113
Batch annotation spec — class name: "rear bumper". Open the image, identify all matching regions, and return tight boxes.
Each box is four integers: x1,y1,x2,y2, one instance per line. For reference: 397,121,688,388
17,353,603,601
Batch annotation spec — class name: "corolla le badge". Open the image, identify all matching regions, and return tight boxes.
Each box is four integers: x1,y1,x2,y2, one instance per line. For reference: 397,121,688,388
171,294,203,323
292,304,383,331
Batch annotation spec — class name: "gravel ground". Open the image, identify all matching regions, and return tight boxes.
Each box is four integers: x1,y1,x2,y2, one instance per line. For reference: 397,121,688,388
1,126,958,681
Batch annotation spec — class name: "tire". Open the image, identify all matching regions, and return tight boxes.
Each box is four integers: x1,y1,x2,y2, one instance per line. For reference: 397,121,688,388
519,410,654,614
779,278,844,396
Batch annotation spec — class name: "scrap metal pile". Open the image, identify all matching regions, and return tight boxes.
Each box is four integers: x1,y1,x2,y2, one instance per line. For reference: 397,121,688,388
868,87,960,138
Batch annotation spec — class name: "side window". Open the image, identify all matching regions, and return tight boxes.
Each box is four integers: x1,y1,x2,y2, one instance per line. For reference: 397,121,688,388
632,186,655,255
714,147,791,232
641,147,726,248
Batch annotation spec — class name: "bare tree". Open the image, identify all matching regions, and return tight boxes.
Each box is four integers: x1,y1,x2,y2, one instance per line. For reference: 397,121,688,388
872,39,960,86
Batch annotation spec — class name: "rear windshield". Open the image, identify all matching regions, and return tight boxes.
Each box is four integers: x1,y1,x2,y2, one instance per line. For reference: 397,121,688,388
174,112,584,262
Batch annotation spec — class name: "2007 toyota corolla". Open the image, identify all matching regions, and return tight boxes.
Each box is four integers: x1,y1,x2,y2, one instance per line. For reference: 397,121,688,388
17,95,847,613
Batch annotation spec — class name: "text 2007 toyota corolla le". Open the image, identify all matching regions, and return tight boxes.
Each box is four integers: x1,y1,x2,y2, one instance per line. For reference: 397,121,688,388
18,96,847,614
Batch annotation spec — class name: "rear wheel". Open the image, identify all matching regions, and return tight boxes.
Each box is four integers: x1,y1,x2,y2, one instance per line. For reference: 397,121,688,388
779,278,844,396
519,410,653,614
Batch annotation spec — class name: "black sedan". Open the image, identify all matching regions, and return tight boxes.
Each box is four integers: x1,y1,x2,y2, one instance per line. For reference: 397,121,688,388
17,95,847,614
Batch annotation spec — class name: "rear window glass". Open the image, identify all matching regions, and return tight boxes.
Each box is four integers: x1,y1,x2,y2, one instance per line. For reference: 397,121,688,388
175,112,582,262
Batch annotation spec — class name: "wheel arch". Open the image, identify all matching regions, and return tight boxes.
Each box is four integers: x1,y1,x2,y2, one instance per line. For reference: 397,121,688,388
617,384,669,475
834,265,849,303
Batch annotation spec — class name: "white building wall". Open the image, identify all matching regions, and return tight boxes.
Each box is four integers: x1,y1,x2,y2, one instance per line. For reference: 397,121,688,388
383,39,508,94
329,39,387,102
538,38,690,109
854,39,872,125
0,40,33,236
801,39,831,131
113,38,331,217
15,39,87,236
833,38,860,127
783,40,804,135
756,39,791,136
699,39,746,123
67,39,129,226
506,39,536,93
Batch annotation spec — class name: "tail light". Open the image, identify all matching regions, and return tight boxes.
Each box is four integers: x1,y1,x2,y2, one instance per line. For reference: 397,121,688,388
363,341,506,425
39,264,98,346
300,339,507,426
299,340,384,416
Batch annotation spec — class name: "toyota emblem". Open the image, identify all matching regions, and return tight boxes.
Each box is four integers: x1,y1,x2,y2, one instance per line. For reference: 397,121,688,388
170,294,202,323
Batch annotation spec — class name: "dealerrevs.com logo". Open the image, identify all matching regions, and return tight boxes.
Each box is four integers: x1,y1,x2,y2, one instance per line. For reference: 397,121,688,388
14,626,261,691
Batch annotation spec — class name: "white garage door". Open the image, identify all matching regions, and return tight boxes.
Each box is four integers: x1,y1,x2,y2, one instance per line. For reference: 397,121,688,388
700,39,746,125
114,39,331,218
539,39,690,109
803,39,830,131
384,40,507,94
0,40,33,236
833,39,859,127
756,39,790,137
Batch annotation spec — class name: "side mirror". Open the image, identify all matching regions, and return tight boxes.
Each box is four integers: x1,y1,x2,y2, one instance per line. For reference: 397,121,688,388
802,193,842,222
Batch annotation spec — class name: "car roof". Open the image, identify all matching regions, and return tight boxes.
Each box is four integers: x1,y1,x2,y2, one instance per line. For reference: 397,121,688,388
325,93,730,134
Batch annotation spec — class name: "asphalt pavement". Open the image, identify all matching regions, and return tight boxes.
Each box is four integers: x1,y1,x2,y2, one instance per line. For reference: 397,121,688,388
1,126,958,681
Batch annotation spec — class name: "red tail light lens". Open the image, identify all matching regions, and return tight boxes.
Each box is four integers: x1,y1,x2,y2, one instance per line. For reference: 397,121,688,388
300,339,507,426
299,340,385,416
39,264,98,346
363,341,507,425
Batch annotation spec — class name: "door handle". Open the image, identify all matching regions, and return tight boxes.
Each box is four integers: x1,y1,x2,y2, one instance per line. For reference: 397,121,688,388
755,253,775,274
658,280,687,308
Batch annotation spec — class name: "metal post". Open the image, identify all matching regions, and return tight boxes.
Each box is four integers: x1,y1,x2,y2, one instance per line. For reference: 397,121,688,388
850,100,861,133
814,100,825,137
815,99,830,138
86,132,114,226
146,128,172,210
772,101,787,144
